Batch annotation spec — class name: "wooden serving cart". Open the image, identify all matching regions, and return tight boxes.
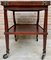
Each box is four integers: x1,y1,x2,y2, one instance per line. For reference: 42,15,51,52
1,1,50,60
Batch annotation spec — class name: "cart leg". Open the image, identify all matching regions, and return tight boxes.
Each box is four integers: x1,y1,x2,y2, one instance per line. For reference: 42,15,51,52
41,35,47,60
41,7,48,60
42,8,48,58
3,8,9,59
36,11,39,41
36,35,38,41
13,11,17,41
3,34,9,59
14,35,17,41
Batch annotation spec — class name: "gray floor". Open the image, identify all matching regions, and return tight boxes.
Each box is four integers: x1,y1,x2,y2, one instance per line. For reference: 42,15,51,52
0,38,51,60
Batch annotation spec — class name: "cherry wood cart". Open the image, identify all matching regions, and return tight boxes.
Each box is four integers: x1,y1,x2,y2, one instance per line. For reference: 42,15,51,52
1,1,50,60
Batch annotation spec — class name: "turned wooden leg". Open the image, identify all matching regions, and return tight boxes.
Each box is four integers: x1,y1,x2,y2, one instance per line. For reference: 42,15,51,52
13,11,17,41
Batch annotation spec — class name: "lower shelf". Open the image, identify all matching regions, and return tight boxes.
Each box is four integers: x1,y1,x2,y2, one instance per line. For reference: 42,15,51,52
4,24,47,35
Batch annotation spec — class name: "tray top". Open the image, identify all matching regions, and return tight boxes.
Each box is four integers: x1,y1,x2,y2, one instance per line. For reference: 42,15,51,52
1,1,50,6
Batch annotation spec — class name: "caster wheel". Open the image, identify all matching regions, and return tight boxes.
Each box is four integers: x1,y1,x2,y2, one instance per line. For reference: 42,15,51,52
15,36,18,41
36,38,38,41
3,54,9,59
36,35,38,41
41,53,46,60
41,55,45,60
15,38,17,41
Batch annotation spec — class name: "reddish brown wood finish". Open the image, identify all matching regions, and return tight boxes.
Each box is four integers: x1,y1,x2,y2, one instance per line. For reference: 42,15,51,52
13,11,17,41
4,8,9,53
1,1,50,59
43,7,48,53
4,24,47,35
1,1,50,11
36,11,40,41
1,1,50,6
